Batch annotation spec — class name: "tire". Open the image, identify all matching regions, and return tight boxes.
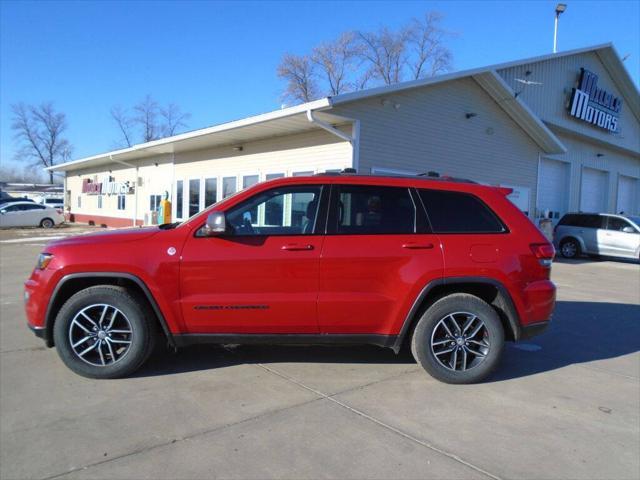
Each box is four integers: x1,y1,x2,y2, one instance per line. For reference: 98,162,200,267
53,285,157,379
40,217,54,228
411,293,504,384
559,238,580,259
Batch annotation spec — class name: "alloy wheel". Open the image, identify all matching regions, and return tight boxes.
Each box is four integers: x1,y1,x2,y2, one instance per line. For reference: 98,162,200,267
68,304,133,367
430,311,490,372
561,242,577,257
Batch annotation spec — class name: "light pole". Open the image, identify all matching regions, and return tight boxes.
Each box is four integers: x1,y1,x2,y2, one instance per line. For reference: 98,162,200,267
553,3,567,53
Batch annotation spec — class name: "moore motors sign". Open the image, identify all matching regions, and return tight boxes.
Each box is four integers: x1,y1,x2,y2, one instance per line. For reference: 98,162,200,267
568,68,623,133
82,176,135,195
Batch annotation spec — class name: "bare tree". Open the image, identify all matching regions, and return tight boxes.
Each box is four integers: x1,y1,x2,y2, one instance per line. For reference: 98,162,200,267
161,103,191,137
311,32,359,96
11,102,71,184
357,27,407,86
110,105,135,147
277,54,318,104
405,12,453,79
133,94,161,142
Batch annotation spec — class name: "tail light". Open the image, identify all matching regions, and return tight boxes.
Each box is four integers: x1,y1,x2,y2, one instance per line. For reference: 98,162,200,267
530,243,555,267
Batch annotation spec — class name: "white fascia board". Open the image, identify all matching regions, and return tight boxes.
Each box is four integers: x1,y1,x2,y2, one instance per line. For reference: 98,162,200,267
473,71,567,154
596,46,640,122
48,98,333,172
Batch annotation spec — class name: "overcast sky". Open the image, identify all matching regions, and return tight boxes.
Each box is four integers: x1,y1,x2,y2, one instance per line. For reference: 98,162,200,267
1,0,639,170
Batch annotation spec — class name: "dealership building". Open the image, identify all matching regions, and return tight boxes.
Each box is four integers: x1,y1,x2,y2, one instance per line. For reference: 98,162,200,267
50,43,640,227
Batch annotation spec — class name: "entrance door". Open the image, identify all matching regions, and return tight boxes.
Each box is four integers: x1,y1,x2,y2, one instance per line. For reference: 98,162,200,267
318,184,443,335
180,184,326,333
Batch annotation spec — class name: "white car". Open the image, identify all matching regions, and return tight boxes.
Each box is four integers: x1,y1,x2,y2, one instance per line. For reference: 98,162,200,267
0,201,65,228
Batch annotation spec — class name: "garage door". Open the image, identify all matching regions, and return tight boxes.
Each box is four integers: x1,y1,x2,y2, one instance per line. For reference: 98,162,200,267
538,158,569,219
580,167,608,212
617,175,639,215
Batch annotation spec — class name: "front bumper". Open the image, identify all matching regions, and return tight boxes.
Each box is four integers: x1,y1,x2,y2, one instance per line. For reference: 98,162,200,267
28,323,47,340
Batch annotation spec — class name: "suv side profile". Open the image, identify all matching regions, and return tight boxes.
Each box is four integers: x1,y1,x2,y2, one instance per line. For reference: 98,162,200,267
554,212,640,261
25,174,556,384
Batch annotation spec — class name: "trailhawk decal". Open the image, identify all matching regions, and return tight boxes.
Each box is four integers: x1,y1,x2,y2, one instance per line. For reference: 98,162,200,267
568,68,622,133
194,305,269,311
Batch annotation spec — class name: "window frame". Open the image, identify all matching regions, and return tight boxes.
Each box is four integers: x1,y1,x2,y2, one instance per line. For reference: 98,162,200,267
326,184,427,236
416,188,508,235
117,194,126,211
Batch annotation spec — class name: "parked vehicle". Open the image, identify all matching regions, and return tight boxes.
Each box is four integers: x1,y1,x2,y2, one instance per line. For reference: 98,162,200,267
39,197,64,208
0,201,64,228
25,173,556,383
554,212,640,261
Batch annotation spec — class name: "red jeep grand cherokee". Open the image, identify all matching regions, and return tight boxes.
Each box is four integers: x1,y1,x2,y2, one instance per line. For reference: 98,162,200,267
25,173,556,383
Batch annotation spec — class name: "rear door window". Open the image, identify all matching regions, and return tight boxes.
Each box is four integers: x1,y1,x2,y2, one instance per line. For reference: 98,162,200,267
579,215,605,229
418,189,505,233
329,185,416,235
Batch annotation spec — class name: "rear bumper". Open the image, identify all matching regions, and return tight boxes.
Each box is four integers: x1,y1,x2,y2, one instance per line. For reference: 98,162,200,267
522,279,556,324
520,320,550,340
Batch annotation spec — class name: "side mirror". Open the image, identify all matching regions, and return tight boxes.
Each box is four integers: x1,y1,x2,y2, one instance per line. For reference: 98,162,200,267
622,226,635,234
200,211,227,236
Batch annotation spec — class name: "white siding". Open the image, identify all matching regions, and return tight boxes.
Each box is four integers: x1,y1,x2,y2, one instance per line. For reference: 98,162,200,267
498,51,640,155
332,77,542,213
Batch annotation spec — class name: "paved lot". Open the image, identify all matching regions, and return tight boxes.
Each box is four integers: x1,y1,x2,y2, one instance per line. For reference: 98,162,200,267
1,229,639,480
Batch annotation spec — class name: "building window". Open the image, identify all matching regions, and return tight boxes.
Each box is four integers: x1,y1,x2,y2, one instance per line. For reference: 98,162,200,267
176,180,183,219
266,173,285,180
189,179,200,217
149,194,161,211
77,196,81,208
117,195,126,210
97,195,102,209
223,176,236,198
293,171,314,177
243,174,259,189
205,178,217,207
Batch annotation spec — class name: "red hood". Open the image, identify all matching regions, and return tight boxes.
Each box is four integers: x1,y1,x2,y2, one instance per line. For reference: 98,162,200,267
46,227,160,249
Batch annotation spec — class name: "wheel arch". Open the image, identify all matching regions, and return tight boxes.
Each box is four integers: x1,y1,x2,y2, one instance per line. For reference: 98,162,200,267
393,277,522,353
559,235,586,254
44,272,175,348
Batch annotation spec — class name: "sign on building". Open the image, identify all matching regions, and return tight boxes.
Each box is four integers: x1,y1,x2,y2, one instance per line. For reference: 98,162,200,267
568,68,622,133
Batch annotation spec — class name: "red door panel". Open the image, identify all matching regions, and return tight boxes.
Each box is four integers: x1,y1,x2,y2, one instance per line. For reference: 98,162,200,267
318,234,443,334
180,235,323,333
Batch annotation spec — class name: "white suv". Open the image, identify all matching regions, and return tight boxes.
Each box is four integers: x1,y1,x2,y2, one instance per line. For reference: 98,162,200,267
554,213,640,261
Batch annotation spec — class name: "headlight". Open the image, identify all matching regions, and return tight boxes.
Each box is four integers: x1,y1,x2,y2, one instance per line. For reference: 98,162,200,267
36,253,54,270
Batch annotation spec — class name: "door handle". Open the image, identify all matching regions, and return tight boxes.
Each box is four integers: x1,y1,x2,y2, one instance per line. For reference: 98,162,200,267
281,243,314,251
402,242,435,249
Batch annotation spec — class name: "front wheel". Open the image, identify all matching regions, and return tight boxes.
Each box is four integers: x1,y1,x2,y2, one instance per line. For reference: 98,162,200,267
411,293,504,384
53,285,157,378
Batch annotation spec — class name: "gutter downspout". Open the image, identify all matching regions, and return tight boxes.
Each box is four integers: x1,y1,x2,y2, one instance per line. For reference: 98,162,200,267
110,155,139,227
306,109,358,170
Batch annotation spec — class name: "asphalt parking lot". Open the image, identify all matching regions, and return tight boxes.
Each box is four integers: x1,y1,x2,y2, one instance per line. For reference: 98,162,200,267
1,227,639,480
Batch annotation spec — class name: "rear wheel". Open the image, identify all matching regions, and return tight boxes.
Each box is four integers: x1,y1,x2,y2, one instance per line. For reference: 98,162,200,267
559,238,580,259
411,293,504,384
53,285,157,378
40,217,54,228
